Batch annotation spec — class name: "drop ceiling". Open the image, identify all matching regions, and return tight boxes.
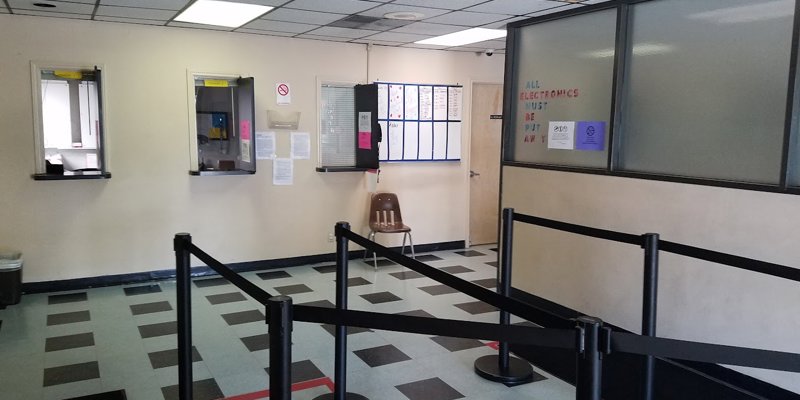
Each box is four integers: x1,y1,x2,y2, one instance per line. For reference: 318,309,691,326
1,0,611,53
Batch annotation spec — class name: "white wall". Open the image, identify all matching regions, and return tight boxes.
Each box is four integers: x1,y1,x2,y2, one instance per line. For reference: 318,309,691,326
503,166,800,392
0,15,504,283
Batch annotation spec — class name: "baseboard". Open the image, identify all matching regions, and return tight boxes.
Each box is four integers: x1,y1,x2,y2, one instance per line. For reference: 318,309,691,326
509,288,799,400
21,240,465,294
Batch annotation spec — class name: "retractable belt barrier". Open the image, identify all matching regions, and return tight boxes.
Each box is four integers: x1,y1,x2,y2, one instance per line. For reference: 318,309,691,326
174,215,800,400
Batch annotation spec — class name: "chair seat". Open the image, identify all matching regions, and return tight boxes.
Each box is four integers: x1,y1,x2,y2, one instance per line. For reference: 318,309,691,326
370,222,411,233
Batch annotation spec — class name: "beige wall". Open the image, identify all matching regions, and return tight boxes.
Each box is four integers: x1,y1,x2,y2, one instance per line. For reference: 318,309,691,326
0,15,504,283
503,166,800,392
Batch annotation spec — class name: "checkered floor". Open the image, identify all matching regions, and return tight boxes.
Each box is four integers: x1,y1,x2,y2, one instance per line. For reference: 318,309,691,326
0,245,575,400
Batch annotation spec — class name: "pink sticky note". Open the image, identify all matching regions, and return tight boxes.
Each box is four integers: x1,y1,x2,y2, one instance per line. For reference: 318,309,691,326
358,132,371,150
240,120,251,140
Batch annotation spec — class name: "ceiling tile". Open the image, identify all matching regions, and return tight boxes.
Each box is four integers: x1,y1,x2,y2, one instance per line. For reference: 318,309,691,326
96,6,177,20
358,4,450,19
262,8,346,25
480,15,529,29
283,0,382,14
296,34,353,42
529,3,584,16
8,0,95,14
422,10,511,26
352,39,406,46
392,0,487,10
389,21,464,36
95,15,166,25
99,0,188,10
13,9,91,19
241,19,319,33
304,26,378,39
235,28,296,36
467,0,561,15
234,0,293,6
462,39,506,50
362,30,429,43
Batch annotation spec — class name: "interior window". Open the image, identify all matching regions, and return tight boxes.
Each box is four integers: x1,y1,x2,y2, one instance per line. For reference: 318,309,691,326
33,66,109,179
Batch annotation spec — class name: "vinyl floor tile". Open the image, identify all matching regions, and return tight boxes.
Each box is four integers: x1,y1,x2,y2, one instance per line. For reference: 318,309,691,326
130,301,172,315
45,332,95,352
48,292,88,305
43,361,100,387
257,270,292,280
47,310,91,326
123,284,162,296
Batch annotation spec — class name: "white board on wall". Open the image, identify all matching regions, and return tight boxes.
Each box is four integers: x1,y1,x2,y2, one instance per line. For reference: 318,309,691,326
376,82,462,162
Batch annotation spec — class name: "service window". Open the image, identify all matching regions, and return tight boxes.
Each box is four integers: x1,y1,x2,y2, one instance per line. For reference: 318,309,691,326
317,82,380,172
189,74,256,175
31,64,109,180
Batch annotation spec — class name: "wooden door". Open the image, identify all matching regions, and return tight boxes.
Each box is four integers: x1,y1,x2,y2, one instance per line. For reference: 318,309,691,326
469,83,503,245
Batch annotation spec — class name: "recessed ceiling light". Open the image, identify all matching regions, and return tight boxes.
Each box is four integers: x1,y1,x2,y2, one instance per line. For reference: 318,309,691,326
415,28,506,47
33,2,56,7
174,0,273,28
384,11,424,21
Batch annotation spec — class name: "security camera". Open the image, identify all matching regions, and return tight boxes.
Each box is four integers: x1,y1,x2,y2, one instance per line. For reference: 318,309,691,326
485,49,494,56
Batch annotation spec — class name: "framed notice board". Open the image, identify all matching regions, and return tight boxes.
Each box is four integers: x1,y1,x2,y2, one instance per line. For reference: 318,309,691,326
376,82,462,162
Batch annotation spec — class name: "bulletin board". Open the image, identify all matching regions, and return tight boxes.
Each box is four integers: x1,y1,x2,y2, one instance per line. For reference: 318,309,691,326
376,82,462,162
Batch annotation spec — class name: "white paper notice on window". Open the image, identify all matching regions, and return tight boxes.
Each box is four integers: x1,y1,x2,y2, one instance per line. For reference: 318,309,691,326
547,121,576,150
290,131,310,159
378,84,389,120
256,131,276,160
273,158,293,185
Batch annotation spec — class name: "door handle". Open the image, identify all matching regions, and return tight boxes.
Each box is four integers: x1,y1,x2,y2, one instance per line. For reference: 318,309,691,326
470,170,480,178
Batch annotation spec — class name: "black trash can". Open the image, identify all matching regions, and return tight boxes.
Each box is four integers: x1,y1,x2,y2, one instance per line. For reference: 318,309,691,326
0,250,22,306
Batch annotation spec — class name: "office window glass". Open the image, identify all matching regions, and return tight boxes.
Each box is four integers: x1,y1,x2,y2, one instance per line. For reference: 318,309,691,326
506,9,617,168
619,0,794,184
319,84,356,167
33,66,108,178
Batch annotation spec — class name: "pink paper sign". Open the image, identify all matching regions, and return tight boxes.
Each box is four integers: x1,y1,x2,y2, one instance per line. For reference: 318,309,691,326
240,120,251,140
358,132,371,150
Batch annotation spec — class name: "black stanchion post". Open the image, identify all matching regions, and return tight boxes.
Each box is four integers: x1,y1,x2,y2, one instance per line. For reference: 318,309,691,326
174,233,193,400
575,316,603,400
268,296,293,400
475,208,534,385
641,233,659,400
313,222,368,400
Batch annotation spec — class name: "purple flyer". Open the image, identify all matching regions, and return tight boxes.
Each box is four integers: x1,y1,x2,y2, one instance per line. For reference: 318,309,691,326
575,121,606,151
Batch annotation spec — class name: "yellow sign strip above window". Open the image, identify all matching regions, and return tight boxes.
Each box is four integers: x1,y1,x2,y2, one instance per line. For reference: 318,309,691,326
54,70,83,80
204,79,229,87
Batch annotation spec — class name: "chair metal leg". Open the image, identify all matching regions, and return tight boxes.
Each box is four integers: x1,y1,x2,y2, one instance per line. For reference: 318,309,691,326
372,232,378,269
408,231,415,259
401,233,407,257
363,231,374,263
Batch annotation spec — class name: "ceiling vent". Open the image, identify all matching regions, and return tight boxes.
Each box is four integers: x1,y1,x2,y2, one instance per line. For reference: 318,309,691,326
330,14,413,30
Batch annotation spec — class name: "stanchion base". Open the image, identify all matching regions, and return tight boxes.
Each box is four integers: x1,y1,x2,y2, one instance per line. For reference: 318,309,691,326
474,355,535,385
313,392,370,400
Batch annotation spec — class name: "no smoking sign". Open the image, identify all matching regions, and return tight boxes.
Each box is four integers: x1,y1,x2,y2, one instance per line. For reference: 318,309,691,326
276,83,291,105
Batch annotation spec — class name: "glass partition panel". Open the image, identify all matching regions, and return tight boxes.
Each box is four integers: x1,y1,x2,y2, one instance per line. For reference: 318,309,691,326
506,8,617,168
619,0,794,184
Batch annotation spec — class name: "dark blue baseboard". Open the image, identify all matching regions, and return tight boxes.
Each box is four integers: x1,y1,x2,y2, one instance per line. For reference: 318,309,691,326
22,240,465,294
509,287,799,400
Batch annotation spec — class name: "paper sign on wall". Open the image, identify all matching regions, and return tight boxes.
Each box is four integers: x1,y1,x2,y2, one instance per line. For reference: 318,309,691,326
256,131,275,159
358,112,371,150
273,158,293,185
547,121,575,150
575,121,606,151
290,131,310,159
276,83,291,105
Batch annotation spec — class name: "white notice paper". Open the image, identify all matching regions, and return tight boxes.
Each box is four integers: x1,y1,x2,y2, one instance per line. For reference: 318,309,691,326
388,84,404,119
447,87,463,121
404,85,419,120
256,131,276,160
548,121,576,150
377,84,389,120
433,87,448,121
290,132,311,159
419,86,433,121
273,158,293,185
388,121,403,160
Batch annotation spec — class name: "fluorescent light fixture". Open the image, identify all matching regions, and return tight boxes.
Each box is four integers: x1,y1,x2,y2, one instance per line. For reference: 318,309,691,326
415,28,506,47
175,0,273,28
583,43,675,59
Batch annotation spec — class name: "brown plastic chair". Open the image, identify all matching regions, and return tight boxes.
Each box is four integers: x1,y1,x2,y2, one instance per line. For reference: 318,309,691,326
365,192,415,268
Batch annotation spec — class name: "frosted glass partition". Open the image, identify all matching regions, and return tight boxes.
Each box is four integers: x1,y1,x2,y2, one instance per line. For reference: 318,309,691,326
619,0,794,184
507,9,617,168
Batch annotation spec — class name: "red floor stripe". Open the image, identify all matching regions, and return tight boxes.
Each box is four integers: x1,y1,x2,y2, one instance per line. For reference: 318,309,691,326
222,377,334,400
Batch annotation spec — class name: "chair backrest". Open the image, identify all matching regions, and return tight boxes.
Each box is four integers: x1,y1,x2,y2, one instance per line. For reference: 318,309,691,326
369,192,404,226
